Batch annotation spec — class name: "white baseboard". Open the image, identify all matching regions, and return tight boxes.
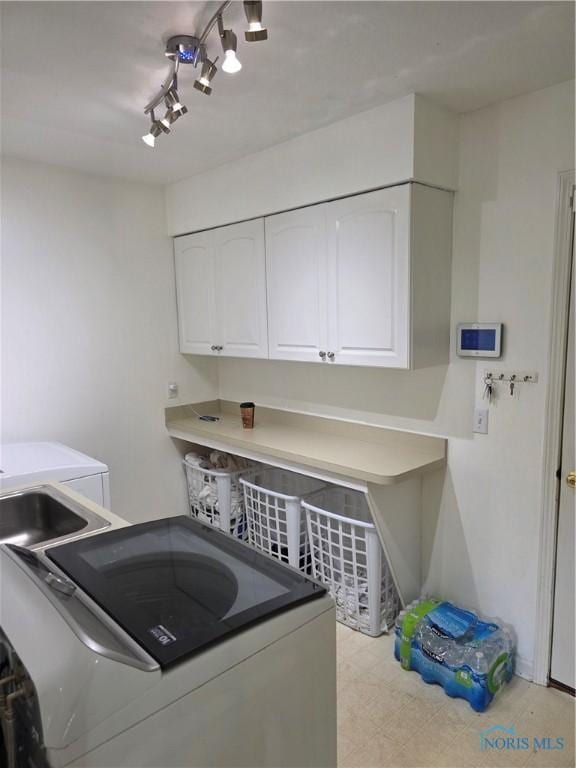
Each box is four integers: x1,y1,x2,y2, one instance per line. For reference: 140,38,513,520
516,654,535,683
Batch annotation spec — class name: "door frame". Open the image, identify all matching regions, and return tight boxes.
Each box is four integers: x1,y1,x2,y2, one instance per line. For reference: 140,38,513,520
533,169,575,685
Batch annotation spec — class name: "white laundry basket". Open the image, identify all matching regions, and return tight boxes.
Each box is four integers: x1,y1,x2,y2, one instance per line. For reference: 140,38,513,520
240,469,327,570
183,456,259,539
302,488,401,636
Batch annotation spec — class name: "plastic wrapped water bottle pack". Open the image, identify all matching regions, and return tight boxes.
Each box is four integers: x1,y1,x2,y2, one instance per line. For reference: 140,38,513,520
394,598,516,712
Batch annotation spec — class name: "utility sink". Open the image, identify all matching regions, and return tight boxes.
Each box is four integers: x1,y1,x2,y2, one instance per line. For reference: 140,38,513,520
0,485,110,550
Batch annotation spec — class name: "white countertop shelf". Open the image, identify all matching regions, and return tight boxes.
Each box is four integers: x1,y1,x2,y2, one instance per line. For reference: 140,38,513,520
166,401,446,486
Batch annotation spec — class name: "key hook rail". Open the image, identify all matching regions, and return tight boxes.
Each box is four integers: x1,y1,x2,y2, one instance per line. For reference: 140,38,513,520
483,370,539,400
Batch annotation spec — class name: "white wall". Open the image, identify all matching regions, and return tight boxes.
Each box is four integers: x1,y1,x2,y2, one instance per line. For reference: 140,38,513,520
1,158,218,521
176,80,573,673
166,93,458,235
423,80,574,677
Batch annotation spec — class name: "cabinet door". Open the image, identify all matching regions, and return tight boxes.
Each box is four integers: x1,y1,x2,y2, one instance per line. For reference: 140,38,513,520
213,219,268,358
265,206,328,362
174,232,216,355
325,186,411,368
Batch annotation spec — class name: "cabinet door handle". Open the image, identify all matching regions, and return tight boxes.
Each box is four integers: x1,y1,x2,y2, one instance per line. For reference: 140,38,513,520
327,351,335,360
216,345,223,351
211,345,217,351
319,351,326,360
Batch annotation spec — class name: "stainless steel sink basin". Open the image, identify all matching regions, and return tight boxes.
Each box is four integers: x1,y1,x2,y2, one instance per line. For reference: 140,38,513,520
0,485,110,549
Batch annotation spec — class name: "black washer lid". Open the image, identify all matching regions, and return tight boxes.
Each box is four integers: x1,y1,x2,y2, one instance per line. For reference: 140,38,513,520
46,516,326,669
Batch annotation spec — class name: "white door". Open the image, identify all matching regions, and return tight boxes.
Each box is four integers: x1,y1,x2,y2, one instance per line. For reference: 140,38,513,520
324,186,411,368
174,231,217,355
213,219,268,358
550,245,575,690
265,206,329,362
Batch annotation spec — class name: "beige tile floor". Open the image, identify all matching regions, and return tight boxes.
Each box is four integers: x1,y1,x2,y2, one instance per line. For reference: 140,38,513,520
336,624,575,768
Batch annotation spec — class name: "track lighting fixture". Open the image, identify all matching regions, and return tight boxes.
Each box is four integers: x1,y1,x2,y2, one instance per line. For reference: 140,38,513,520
193,58,218,95
220,29,242,74
142,0,269,145
244,1,267,41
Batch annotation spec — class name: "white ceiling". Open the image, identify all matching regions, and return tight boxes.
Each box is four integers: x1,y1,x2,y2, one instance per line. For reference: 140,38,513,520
1,1,573,184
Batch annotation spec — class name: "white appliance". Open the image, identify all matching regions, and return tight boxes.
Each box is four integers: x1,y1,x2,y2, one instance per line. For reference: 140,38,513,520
0,515,336,768
0,442,110,508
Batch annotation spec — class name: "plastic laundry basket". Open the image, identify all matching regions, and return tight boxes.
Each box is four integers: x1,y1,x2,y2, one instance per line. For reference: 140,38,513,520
302,487,401,636
183,456,259,539
240,468,326,570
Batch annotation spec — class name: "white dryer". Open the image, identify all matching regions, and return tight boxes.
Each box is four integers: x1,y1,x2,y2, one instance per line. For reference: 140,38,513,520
0,442,110,508
0,516,336,767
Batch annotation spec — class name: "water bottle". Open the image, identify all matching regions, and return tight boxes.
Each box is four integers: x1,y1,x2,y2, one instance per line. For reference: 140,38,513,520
444,642,466,667
471,650,489,675
395,609,406,631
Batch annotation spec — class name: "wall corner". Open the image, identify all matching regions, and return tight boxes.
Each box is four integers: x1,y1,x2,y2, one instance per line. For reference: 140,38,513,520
413,94,459,190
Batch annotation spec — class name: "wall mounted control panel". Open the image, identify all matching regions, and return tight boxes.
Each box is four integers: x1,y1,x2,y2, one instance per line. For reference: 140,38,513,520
457,323,503,358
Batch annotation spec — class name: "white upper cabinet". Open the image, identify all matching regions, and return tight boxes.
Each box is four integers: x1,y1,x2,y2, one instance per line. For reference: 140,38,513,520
174,230,216,355
265,206,328,362
325,186,411,368
174,183,452,368
266,184,451,368
174,220,268,358
213,220,268,358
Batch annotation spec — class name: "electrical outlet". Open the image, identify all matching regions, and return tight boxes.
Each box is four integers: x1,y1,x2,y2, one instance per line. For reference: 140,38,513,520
167,382,179,399
473,407,489,434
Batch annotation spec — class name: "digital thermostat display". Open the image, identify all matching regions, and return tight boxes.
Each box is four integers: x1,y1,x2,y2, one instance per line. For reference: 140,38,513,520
457,323,502,358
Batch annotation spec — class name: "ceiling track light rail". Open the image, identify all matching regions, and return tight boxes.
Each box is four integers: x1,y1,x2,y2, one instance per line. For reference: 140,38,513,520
142,0,268,147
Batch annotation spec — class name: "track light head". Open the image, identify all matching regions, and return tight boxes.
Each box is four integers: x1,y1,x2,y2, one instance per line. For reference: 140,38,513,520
220,29,242,73
162,103,188,127
173,104,189,121
165,89,187,117
244,1,267,41
193,58,218,95
141,129,157,148
142,111,170,147
142,123,161,148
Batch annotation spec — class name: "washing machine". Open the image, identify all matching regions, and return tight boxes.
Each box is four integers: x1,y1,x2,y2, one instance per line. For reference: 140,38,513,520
0,515,337,768
0,442,110,508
